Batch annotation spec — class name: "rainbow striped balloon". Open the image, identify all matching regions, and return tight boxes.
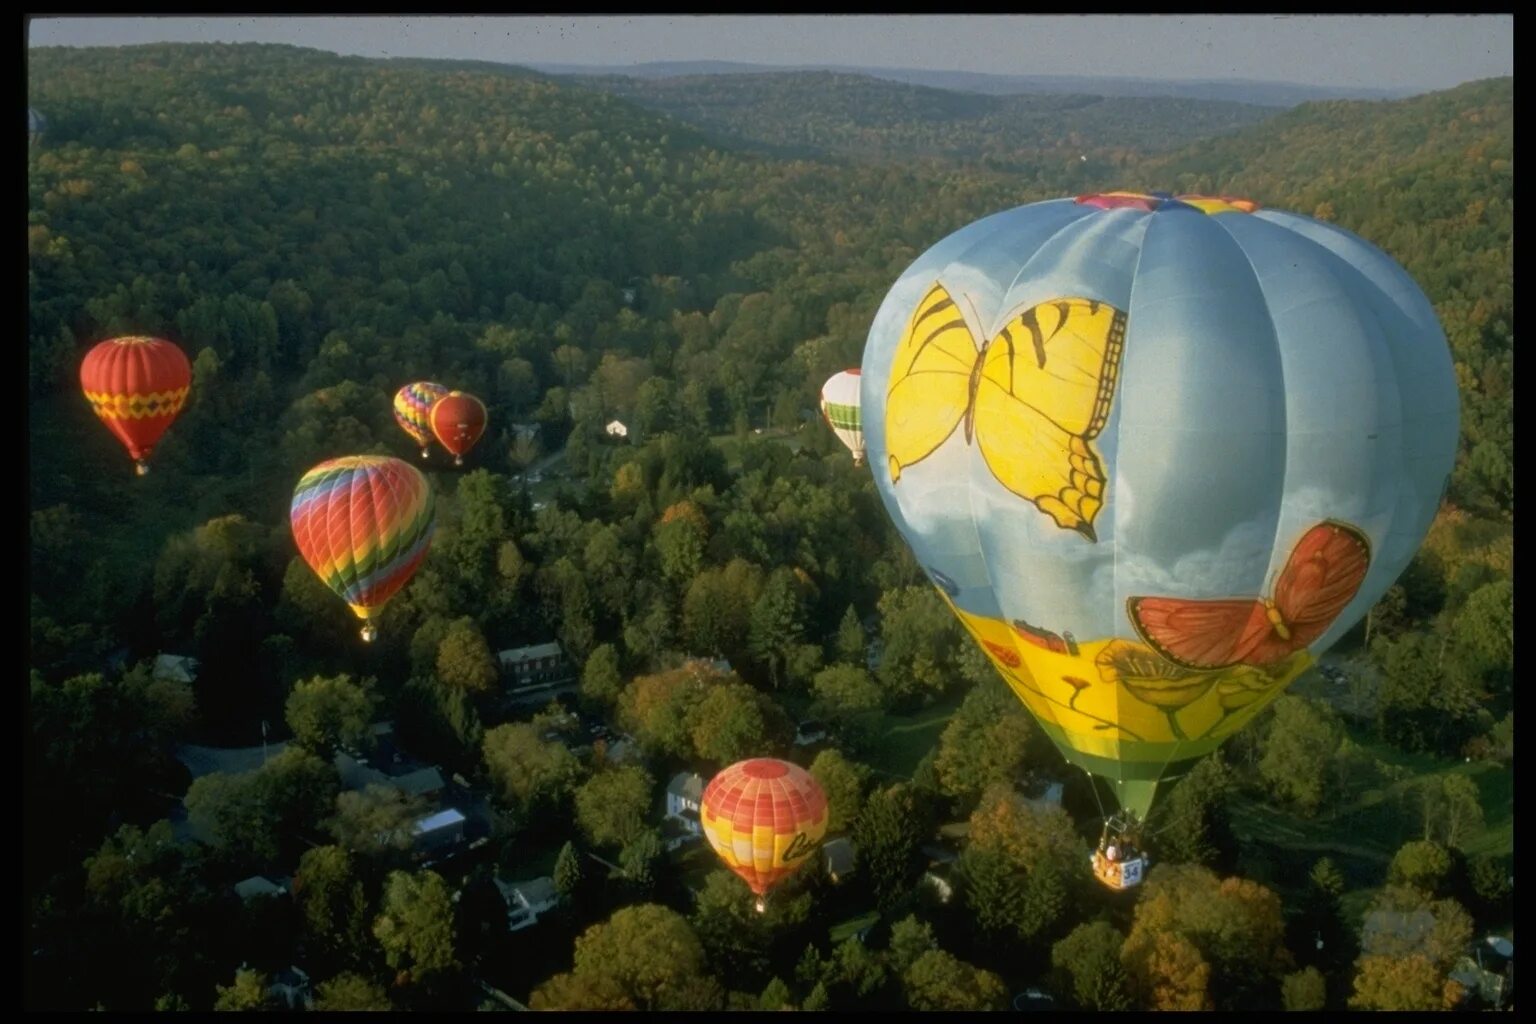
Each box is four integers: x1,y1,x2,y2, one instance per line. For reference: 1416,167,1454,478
700,758,828,910
290,455,435,642
394,381,450,458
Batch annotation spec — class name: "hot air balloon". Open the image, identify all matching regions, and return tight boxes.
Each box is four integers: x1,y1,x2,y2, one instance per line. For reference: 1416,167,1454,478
861,189,1458,889
290,455,435,642
394,381,450,459
820,368,866,464
79,336,192,476
429,391,487,466
700,758,828,912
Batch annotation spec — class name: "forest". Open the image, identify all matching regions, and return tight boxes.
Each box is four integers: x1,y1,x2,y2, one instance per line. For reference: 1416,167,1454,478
27,43,1511,1012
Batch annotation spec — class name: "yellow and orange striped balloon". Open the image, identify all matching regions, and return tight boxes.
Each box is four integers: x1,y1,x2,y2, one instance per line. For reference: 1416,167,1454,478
700,758,828,900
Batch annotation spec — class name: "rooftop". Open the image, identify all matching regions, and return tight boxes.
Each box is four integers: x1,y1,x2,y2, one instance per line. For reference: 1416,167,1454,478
233,875,286,900
415,808,467,834
498,642,565,667
667,771,705,802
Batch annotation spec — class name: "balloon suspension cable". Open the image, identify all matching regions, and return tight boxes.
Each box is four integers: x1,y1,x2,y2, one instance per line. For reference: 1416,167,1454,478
135,460,150,476
1084,767,1109,823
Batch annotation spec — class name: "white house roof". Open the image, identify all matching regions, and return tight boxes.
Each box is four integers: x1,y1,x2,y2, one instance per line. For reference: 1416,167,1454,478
667,772,705,802
154,653,200,683
823,837,856,875
498,642,565,667
414,808,467,834
507,876,558,907
234,876,286,900
605,419,628,435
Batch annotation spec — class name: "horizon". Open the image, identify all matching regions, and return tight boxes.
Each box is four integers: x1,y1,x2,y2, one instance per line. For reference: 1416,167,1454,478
25,15,1513,94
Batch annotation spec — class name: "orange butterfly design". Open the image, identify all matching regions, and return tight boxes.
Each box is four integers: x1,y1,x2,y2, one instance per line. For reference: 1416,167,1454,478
1126,520,1371,671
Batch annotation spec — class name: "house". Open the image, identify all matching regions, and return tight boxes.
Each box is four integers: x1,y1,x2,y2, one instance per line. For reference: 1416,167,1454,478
793,720,829,747
661,814,701,852
511,422,540,442
1023,780,1064,812
394,766,447,804
822,837,856,883
233,875,287,902
494,876,560,932
665,772,706,835
413,808,467,856
268,966,313,1011
605,419,629,439
498,642,575,690
154,653,200,684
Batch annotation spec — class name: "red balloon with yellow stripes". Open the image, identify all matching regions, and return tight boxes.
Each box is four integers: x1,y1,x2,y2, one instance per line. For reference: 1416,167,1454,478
79,335,192,476
700,758,829,911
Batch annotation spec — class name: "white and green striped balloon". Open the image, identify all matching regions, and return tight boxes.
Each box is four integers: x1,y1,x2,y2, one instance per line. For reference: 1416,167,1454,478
819,368,865,464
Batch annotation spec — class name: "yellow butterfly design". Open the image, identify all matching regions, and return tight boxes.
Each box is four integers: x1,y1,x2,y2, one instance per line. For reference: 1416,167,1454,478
885,282,1128,541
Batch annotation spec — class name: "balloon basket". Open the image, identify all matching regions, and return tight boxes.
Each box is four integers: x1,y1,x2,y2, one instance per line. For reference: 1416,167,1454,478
134,461,150,476
753,896,766,915
360,623,377,643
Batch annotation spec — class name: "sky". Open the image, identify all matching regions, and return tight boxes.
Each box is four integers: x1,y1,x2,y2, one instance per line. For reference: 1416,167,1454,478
26,15,1512,93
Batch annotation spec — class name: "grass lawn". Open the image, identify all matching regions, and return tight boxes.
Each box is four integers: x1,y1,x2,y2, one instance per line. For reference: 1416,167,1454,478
498,831,566,882
863,692,966,779
1225,725,1512,924
828,910,880,944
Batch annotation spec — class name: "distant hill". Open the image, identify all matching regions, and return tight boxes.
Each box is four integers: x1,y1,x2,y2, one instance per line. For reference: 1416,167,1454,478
527,60,1420,107
555,69,1279,162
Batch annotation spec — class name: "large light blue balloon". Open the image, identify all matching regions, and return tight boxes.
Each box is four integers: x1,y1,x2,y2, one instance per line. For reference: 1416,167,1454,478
860,192,1459,816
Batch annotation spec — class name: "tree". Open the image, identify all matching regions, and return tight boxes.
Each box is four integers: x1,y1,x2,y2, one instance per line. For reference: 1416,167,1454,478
619,829,665,894
690,868,813,981
1282,967,1328,1011
932,678,1037,806
876,587,964,703
902,949,1009,1011
748,568,808,688
685,680,794,763
1122,863,1292,1011
1388,840,1453,894
554,841,583,903
285,673,374,758
808,748,871,835
616,663,715,759
960,784,1087,945
758,976,794,1011
574,765,655,849
581,643,624,708
373,869,460,984
809,664,885,725
1156,754,1237,868
834,604,866,666
185,747,338,867
1257,696,1342,816
482,722,582,816
1051,921,1134,1011
293,845,374,971
328,783,429,858
313,972,393,1011
529,904,724,1011
436,617,499,694
886,914,938,973
852,785,924,912
213,967,275,1011
1349,955,1444,1011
